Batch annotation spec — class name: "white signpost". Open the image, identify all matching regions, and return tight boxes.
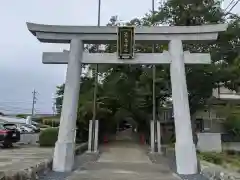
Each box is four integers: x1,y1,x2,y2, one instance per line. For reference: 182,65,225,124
27,22,227,174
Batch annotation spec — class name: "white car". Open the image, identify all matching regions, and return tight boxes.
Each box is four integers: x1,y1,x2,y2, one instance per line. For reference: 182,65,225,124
16,124,34,133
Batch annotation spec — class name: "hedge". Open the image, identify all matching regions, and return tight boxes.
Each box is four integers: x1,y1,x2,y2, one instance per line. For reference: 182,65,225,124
42,119,60,127
39,124,51,128
199,152,223,165
39,127,59,147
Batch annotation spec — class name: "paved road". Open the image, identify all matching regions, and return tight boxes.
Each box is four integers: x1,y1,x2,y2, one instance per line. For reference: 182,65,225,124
67,141,179,180
0,145,53,172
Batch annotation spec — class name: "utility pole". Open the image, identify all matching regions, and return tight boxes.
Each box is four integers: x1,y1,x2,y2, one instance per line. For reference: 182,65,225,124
31,89,37,117
52,105,55,115
52,93,56,116
152,0,157,152
91,0,101,152
52,104,55,127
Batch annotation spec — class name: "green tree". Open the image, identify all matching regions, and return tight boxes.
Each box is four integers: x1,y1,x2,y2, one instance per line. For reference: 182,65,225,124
149,0,240,114
55,0,240,139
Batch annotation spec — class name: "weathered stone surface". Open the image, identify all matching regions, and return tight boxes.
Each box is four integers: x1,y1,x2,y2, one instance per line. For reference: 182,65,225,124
39,151,99,180
0,143,87,180
67,142,179,180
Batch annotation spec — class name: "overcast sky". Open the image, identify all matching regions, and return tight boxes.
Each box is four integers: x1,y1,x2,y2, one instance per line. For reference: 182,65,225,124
0,0,239,115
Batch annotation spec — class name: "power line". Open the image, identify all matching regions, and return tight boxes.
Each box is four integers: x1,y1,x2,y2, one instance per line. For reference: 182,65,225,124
225,0,240,14
224,0,235,12
228,0,240,12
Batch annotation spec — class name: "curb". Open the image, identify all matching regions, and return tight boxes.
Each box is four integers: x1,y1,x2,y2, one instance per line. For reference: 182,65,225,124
0,143,88,180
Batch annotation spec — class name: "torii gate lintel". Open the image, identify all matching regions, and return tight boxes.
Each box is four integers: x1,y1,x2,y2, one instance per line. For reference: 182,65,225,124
42,51,211,65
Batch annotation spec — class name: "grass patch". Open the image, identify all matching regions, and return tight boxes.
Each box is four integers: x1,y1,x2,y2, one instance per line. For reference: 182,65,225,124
198,152,223,165
198,151,240,170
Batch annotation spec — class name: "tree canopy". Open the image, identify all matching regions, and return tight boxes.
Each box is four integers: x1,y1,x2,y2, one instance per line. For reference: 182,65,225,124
55,0,240,138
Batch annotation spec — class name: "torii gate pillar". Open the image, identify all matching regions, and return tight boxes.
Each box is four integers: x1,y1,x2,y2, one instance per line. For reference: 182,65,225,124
169,39,197,174
53,39,83,172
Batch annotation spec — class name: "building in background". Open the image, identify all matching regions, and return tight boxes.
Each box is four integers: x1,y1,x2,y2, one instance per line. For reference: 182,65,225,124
194,86,240,133
158,85,240,143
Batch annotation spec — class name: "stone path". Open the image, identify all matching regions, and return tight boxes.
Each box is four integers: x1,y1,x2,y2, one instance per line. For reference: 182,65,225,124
98,141,151,163
39,153,99,180
67,141,179,180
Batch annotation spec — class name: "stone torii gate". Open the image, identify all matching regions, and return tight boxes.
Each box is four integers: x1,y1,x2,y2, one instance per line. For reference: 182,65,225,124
43,50,211,156
27,22,227,175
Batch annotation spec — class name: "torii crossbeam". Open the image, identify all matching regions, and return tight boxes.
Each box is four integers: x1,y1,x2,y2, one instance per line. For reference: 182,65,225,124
42,51,211,65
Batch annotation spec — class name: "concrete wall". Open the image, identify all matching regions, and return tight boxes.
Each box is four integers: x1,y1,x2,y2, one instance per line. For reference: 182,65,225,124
158,107,225,133
197,133,222,152
202,119,224,133
18,133,39,145
222,142,240,152
195,107,225,120
195,107,225,133
197,134,240,152
212,86,240,97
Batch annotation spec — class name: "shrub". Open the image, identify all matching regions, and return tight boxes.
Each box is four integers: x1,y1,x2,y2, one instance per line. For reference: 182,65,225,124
226,150,237,155
40,124,51,128
224,115,240,136
39,128,59,147
200,152,223,165
32,117,43,123
42,119,60,127
16,114,27,119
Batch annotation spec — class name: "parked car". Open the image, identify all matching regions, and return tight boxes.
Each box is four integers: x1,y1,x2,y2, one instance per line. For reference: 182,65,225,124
25,124,40,133
0,123,20,148
16,124,40,133
17,124,35,133
32,121,40,127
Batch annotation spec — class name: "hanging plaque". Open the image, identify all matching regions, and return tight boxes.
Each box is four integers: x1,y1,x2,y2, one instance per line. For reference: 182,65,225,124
117,26,135,59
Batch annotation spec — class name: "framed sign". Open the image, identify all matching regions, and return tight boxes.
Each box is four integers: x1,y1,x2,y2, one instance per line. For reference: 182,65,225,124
117,26,135,59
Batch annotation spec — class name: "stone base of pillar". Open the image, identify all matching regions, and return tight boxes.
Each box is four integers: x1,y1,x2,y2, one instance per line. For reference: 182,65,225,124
150,120,162,154
52,141,75,172
88,120,93,152
157,121,162,154
149,151,163,155
150,120,155,153
175,142,198,175
94,120,99,152
87,120,99,153
86,150,99,154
